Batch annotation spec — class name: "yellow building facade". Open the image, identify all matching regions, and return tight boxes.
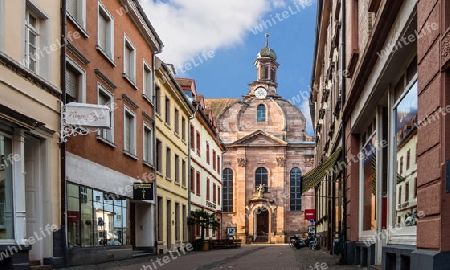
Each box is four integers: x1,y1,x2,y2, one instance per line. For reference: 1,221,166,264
155,58,193,253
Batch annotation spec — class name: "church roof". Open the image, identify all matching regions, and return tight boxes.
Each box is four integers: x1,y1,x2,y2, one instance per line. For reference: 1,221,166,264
204,98,239,118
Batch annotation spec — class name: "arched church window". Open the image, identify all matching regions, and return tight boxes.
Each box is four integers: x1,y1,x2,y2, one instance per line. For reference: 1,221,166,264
290,168,302,211
270,67,276,81
222,168,233,212
257,104,266,122
255,167,268,192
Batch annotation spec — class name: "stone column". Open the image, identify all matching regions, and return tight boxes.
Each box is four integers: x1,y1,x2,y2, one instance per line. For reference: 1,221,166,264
13,128,26,245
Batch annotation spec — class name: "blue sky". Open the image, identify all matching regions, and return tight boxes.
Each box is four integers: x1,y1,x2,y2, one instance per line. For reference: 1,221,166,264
142,0,317,135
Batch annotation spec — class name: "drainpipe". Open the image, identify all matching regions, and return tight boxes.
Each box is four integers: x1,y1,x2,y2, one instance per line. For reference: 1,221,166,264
340,0,347,263
60,0,68,267
152,53,158,254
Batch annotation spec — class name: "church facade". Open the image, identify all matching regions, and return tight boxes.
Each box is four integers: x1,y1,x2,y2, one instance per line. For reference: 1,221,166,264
205,36,315,243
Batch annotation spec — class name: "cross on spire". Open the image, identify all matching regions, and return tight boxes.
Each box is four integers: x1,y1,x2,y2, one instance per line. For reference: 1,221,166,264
265,33,270,47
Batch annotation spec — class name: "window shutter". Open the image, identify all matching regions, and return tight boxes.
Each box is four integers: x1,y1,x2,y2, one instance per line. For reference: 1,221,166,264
67,0,77,19
124,113,131,151
66,67,78,101
98,12,107,50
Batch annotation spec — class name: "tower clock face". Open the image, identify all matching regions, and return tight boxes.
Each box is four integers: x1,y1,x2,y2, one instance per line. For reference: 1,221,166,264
255,87,267,99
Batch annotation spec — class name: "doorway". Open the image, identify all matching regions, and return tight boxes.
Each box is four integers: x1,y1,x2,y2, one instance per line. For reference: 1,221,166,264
254,208,269,242
25,136,43,261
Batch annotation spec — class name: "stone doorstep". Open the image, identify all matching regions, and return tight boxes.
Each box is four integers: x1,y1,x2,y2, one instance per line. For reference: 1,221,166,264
30,265,52,270
29,260,41,266
369,265,382,270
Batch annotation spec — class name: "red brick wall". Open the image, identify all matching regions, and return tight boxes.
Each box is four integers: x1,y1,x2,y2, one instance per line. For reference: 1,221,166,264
417,0,450,251
66,0,156,181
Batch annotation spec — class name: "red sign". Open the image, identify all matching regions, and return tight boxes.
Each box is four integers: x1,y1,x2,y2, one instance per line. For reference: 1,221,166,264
68,211,80,223
304,209,316,220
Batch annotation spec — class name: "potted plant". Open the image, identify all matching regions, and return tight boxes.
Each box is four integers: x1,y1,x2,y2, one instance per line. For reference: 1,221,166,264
187,209,220,251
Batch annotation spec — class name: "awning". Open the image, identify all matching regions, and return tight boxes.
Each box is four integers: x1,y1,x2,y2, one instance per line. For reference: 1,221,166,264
302,147,342,192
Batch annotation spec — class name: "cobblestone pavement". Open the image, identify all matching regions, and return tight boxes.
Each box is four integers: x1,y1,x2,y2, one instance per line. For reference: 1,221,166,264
61,245,361,270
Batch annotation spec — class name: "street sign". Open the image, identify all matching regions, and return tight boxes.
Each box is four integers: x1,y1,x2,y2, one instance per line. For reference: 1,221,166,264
305,209,316,220
310,219,315,223
133,183,154,200
65,102,111,128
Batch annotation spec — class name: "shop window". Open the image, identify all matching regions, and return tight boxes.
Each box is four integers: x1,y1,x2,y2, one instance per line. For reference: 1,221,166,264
67,184,127,247
394,77,417,227
0,135,13,239
362,131,376,231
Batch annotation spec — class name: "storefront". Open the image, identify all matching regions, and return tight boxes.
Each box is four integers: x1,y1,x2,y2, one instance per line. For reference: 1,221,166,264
67,183,129,247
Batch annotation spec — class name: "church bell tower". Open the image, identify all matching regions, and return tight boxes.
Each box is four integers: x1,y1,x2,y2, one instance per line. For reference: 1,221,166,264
248,33,280,99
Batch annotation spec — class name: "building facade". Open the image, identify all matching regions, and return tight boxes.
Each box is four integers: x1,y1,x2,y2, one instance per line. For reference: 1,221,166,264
0,0,62,268
206,38,315,244
178,78,225,242
311,0,450,268
154,59,193,254
64,0,162,266
308,0,346,255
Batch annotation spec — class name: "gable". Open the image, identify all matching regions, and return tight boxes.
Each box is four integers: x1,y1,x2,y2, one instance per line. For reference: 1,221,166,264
232,131,287,147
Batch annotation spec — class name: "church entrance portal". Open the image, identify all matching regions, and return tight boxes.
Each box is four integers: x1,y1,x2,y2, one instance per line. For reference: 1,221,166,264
254,208,269,242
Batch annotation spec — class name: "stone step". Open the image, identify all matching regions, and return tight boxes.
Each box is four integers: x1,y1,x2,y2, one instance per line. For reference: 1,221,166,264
29,260,41,266
30,265,52,270
369,265,382,270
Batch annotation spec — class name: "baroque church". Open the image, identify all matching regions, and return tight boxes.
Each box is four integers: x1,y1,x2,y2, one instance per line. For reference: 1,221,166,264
205,35,316,243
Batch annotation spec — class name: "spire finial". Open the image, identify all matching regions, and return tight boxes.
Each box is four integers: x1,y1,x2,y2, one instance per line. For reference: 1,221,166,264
265,33,269,47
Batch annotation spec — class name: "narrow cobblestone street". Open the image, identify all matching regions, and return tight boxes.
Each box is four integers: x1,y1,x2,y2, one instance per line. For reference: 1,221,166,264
61,245,360,270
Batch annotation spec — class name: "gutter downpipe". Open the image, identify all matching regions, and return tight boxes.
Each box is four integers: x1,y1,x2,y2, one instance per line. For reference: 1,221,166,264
340,0,348,264
152,51,160,254
60,0,68,267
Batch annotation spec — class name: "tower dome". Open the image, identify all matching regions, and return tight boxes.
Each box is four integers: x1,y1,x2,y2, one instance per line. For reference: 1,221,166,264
257,33,277,60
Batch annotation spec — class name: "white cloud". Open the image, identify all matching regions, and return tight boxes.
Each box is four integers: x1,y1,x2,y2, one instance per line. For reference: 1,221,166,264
141,0,270,68
272,0,287,8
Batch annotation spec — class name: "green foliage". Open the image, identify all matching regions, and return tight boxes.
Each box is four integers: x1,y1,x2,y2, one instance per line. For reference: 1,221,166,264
187,209,220,240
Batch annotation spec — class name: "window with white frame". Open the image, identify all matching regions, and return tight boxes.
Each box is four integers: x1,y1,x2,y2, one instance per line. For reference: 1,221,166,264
143,62,152,98
123,107,136,155
67,0,86,30
97,2,114,59
123,36,136,83
24,1,51,78
98,86,113,142
143,124,152,164
25,10,39,72
66,58,86,103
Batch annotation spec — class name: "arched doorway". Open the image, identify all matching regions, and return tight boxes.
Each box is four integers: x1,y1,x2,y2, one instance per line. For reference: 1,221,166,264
254,207,269,242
